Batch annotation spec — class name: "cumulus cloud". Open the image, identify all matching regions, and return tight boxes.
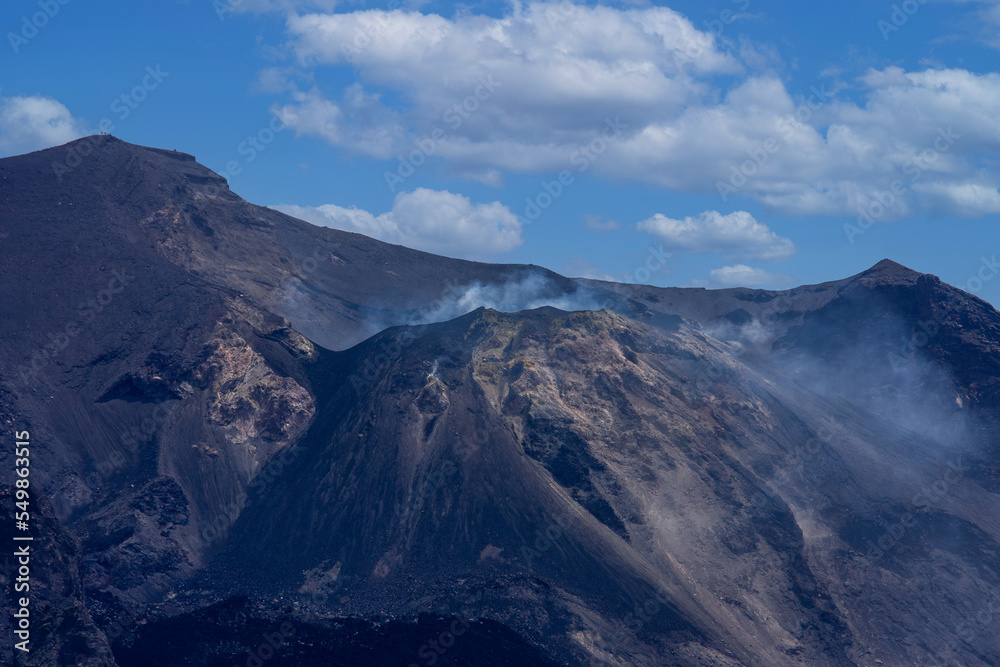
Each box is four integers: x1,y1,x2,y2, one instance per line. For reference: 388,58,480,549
273,188,522,258
286,3,739,86
267,2,1000,219
637,210,795,261
275,2,738,172
273,85,405,158
0,94,85,157
693,264,792,289
615,69,1000,216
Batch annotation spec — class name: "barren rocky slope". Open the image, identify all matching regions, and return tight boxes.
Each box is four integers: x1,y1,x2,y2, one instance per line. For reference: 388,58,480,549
0,137,997,666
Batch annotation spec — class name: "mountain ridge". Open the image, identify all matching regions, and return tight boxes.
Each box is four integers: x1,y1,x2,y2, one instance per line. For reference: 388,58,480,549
1,137,998,666
0,135,945,294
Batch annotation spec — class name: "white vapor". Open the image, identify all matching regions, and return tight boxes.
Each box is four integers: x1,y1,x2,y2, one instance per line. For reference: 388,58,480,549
411,273,602,325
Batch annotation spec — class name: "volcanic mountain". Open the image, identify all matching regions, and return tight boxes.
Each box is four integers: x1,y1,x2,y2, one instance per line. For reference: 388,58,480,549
0,136,998,666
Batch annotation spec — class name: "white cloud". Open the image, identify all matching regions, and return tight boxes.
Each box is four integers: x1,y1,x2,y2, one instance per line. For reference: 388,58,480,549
0,94,85,157
693,264,792,289
637,210,795,261
268,2,1000,219
615,69,1000,216
286,4,739,85
273,85,405,158
273,188,522,258
913,182,1000,216
276,1,739,172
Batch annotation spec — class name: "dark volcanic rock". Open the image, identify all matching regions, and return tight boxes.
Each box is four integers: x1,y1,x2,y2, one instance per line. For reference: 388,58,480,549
1,137,999,666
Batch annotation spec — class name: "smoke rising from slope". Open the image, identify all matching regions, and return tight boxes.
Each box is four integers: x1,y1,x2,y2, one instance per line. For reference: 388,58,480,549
337,272,607,348
700,317,782,346
409,273,603,325
702,308,981,460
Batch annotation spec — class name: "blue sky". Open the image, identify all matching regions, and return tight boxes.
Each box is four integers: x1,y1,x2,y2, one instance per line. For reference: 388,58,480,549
2,0,999,305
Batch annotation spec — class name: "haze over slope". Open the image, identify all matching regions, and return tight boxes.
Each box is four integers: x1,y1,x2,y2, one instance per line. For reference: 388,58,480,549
0,137,997,666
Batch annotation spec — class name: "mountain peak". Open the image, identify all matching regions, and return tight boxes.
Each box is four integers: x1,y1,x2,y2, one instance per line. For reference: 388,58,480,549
0,134,233,206
45,134,196,160
869,258,910,272
853,258,925,287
